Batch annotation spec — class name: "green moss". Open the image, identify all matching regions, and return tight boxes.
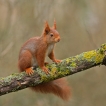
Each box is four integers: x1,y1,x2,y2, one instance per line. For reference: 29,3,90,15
40,75,48,82
83,44,106,64
70,62,76,67
99,43,106,54
95,44,106,63
95,53,104,64
51,67,57,74
83,50,96,61
58,69,70,76
66,58,70,64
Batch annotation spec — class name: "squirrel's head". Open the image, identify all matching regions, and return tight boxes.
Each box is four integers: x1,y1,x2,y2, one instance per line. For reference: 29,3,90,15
42,20,60,44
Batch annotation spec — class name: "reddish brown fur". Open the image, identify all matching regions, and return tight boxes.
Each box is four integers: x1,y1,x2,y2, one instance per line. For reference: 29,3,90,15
18,21,71,100
31,78,71,101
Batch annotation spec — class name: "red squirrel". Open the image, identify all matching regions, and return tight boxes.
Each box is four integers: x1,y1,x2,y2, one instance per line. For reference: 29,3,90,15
18,20,70,100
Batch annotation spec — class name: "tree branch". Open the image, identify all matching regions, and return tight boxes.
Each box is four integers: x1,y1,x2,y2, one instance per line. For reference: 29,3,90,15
0,43,106,96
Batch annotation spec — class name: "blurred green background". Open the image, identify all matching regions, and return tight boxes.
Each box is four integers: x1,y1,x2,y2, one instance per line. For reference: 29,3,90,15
0,0,106,106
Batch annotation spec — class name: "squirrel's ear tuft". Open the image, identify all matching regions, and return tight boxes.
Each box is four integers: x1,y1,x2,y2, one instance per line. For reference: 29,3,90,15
44,21,50,34
53,19,56,29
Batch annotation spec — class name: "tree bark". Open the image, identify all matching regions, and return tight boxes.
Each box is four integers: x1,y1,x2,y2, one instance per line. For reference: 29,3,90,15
0,43,106,96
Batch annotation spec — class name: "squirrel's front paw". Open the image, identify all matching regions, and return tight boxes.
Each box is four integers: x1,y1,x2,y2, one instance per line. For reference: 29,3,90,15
25,67,34,76
54,59,61,64
41,66,49,74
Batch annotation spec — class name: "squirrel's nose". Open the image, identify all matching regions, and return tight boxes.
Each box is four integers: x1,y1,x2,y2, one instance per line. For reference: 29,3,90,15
57,38,60,42
58,39,60,42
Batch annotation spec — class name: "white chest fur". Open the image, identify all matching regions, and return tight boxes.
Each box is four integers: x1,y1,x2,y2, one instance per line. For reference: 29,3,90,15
46,44,54,55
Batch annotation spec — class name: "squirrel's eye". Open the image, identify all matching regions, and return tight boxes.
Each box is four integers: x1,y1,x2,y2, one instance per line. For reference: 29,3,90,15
50,33,53,37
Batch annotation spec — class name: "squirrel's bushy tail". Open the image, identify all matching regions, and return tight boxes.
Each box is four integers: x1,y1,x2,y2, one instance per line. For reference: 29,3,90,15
31,78,71,101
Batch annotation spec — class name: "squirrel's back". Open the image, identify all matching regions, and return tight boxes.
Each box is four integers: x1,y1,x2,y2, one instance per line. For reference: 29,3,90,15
19,37,40,56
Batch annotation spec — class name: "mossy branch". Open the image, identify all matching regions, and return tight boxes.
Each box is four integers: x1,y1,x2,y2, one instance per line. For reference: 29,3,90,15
0,43,106,96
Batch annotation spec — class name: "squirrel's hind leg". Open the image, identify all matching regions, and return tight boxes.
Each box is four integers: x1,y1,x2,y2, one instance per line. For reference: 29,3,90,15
18,50,34,75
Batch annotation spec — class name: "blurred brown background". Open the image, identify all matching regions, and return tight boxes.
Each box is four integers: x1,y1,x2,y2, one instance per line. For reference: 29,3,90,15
0,0,106,106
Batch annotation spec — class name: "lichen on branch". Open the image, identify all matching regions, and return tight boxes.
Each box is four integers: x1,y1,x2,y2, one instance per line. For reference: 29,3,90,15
0,43,106,96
